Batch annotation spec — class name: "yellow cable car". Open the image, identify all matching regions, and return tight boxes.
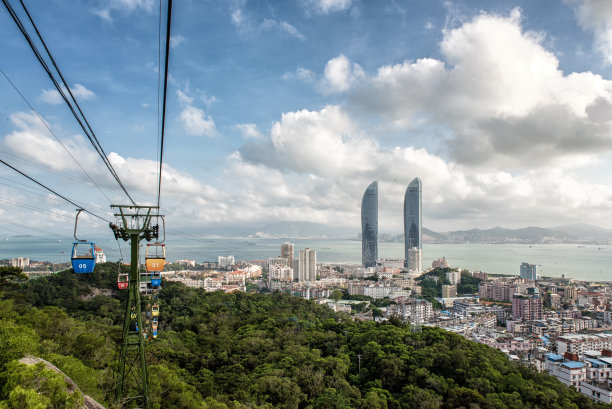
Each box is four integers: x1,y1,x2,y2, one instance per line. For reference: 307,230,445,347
151,304,159,317
145,243,165,272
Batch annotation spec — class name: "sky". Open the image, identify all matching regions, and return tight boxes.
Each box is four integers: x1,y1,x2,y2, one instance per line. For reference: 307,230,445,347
2,0,612,241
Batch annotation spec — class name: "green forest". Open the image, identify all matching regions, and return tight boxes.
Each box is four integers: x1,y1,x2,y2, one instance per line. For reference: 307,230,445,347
0,263,609,409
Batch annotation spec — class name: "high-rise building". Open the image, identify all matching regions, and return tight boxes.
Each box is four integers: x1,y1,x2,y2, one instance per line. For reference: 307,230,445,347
281,242,294,267
298,248,317,282
361,181,378,268
407,248,422,273
512,294,543,320
520,262,537,281
404,178,422,270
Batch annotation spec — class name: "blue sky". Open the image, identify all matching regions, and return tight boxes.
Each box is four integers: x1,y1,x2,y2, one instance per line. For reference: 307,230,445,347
2,0,612,241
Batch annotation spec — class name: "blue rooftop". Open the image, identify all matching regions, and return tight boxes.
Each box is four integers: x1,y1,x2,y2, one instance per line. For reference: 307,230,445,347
562,361,585,369
585,358,609,368
545,353,564,361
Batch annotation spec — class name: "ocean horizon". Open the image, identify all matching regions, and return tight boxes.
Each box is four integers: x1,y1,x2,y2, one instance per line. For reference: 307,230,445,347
2,235,611,282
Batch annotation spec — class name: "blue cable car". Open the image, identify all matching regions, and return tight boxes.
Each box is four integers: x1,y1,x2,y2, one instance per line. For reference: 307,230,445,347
71,209,95,274
151,271,162,287
71,242,96,273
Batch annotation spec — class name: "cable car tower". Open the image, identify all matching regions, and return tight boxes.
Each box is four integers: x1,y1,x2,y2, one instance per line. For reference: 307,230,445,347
109,205,162,409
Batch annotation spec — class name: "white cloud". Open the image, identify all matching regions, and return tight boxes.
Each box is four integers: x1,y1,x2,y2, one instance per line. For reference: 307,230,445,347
231,8,246,28
303,0,352,14
281,67,316,82
170,34,186,48
107,152,215,197
176,89,194,105
176,89,218,137
2,112,99,172
566,0,612,64
236,123,263,140
340,8,612,168
179,106,217,137
38,83,95,105
93,0,156,21
232,104,612,230
261,19,306,40
320,54,365,93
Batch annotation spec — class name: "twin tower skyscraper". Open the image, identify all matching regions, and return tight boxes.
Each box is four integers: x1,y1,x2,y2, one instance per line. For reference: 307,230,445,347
361,178,422,271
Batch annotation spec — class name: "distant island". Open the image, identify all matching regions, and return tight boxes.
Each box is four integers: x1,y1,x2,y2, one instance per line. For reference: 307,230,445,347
190,221,612,244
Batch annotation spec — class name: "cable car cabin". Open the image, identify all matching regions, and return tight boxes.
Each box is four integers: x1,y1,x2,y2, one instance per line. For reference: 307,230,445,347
145,243,165,272
151,304,159,317
71,242,96,273
117,273,129,290
151,271,162,288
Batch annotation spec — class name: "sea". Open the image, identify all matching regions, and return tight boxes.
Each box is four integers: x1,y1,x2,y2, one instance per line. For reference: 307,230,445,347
2,235,612,282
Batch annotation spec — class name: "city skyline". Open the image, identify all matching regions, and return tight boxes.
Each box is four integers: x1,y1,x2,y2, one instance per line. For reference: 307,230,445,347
3,1,612,240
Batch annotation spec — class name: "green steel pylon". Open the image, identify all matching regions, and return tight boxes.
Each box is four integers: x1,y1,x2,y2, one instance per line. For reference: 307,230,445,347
110,205,160,409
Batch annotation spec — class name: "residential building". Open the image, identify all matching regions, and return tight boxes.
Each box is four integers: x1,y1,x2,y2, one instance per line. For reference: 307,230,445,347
432,257,449,269
446,270,461,285
361,181,378,268
269,264,294,281
512,294,543,320
218,255,235,267
520,262,537,281
442,285,457,298
10,257,29,268
281,242,294,267
298,248,316,282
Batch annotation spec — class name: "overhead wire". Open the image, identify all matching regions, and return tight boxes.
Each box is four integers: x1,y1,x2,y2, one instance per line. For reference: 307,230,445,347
1,0,136,205
0,66,113,203
17,0,135,206
0,196,74,220
0,157,110,223
156,0,173,212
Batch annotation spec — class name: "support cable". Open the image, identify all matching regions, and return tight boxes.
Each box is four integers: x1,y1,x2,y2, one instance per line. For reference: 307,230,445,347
0,157,110,223
17,0,135,205
156,0,173,211
0,66,113,203
1,0,136,205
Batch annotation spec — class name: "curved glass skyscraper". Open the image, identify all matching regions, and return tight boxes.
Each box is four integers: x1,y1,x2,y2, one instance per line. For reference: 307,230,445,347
361,181,378,268
404,178,422,269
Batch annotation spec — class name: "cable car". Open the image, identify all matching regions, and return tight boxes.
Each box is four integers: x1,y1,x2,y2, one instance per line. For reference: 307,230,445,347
72,242,96,273
151,271,162,287
117,273,128,290
151,304,159,317
152,318,158,330
152,331,157,339
145,243,165,272
71,209,95,273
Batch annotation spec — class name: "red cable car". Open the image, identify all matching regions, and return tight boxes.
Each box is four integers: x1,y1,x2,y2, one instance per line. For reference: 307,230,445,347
117,273,129,290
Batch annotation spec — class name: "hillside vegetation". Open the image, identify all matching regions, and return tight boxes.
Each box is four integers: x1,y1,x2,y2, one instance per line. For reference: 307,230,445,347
0,263,609,409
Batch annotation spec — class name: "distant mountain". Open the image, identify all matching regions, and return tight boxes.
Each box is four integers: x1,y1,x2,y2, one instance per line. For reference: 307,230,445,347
554,223,612,241
440,226,576,243
182,221,612,242
423,227,445,241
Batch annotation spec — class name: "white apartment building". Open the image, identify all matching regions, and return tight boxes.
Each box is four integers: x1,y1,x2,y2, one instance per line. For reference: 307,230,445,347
298,248,316,282
218,255,235,267
557,334,612,355
363,283,401,299
10,257,29,268
269,264,294,281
